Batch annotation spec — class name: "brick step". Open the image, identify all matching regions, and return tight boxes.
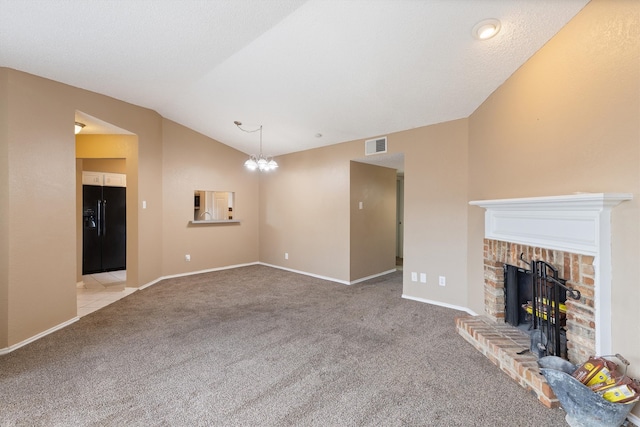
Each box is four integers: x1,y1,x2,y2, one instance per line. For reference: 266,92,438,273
455,315,558,408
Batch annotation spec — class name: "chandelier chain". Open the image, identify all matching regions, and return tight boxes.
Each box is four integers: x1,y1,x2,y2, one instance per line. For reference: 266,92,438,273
234,121,277,172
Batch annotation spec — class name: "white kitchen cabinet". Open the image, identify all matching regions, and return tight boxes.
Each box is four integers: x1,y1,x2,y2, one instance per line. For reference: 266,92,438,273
82,171,126,187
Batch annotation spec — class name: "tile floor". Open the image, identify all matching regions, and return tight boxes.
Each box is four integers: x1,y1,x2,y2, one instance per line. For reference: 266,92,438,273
77,270,136,317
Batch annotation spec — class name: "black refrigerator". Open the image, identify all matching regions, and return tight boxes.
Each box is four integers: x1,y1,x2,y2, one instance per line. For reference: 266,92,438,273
82,185,126,274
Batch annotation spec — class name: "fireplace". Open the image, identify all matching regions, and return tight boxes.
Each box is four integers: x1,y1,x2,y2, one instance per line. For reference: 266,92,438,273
470,192,631,359
456,193,631,407
504,255,581,360
481,240,593,362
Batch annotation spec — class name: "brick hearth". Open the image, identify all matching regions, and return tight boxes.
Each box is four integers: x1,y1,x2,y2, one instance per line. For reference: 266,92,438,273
456,315,558,408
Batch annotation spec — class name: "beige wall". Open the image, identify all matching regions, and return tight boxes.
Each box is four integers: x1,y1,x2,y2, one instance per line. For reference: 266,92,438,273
394,121,470,307
259,119,468,296
350,161,396,280
161,119,259,275
82,158,127,174
4,70,79,346
0,68,9,347
0,69,163,347
0,69,260,349
259,141,360,282
467,0,640,394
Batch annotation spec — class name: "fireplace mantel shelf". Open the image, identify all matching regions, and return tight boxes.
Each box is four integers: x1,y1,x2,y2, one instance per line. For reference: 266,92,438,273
469,193,632,211
469,192,632,355
469,193,632,256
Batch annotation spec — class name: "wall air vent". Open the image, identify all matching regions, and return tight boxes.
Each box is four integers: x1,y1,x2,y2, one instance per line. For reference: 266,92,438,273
365,136,387,156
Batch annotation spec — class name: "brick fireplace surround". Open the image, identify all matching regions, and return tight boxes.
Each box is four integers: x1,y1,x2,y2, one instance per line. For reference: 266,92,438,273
457,193,631,408
456,240,595,407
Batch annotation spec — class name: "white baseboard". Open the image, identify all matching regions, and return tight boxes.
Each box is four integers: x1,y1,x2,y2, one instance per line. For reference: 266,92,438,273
627,412,640,426
0,316,79,355
145,263,397,288
138,262,260,290
349,269,398,285
261,263,398,285
259,262,351,285
144,262,398,289
401,294,478,315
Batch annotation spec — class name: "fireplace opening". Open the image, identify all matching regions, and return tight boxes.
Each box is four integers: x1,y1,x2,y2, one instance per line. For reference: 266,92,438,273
504,255,581,360
504,264,533,326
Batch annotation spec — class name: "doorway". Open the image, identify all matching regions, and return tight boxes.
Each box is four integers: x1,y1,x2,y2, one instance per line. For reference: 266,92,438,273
75,110,138,315
396,174,404,268
350,152,405,274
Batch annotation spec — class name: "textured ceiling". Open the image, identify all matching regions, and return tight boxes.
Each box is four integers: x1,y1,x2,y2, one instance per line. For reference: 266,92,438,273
1,0,589,160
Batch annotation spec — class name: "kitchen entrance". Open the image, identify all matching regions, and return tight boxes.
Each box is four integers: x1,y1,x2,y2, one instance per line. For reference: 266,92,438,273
75,110,138,315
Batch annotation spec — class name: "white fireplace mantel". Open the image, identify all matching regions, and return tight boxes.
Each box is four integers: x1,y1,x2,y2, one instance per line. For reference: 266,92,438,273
469,193,632,355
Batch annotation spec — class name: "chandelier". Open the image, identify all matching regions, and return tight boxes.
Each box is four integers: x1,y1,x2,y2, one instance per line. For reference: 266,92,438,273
234,121,278,172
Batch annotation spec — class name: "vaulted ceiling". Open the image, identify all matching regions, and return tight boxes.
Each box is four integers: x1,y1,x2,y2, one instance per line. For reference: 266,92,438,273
1,0,589,157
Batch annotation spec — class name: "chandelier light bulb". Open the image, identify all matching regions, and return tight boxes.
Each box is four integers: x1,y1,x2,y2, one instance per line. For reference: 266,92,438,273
244,158,258,170
267,159,278,170
257,157,268,170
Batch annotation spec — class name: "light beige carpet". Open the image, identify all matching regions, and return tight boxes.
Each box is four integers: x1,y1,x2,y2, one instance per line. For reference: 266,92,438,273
0,265,566,426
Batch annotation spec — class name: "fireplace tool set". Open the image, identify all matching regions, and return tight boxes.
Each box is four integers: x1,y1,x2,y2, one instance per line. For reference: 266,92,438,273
520,254,580,359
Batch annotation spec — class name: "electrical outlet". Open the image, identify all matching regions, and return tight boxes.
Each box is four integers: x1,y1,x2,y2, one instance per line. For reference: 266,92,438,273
185,254,191,262
420,273,427,283
285,252,289,260
411,272,417,282
439,276,446,286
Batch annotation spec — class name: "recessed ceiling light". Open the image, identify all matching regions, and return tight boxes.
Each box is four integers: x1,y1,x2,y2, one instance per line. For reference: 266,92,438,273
472,19,501,40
